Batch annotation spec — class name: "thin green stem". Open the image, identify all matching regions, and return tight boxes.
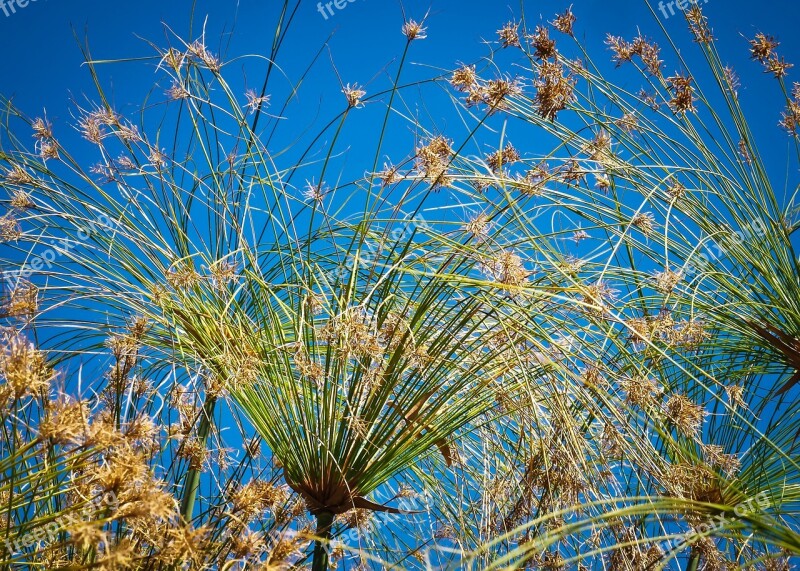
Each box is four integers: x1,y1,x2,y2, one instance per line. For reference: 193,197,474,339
312,511,335,571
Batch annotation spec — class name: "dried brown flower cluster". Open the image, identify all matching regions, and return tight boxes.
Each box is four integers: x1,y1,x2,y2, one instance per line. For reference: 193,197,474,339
29,116,59,163
606,35,635,66
702,444,741,476
551,7,576,36
293,346,325,385
749,33,793,78
166,261,202,290
583,129,613,164
781,83,800,135
665,393,705,438
497,22,520,48
77,108,144,156
535,61,576,121
208,259,239,289
166,80,190,101
229,479,290,523
9,189,33,210
187,39,221,72
415,135,454,189
159,46,185,72
529,26,557,60
401,19,427,41
485,142,520,172
625,316,656,345
378,162,401,186
606,34,663,76
621,374,662,409
652,268,682,294
103,318,149,393
670,319,711,350
266,532,309,566
464,212,491,238
515,165,549,196
666,177,687,202
167,383,201,440
607,526,663,571
580,280,617,317
176,434,210,472
615,112,639,134
31,116,53,140
0,333,54,402
454,65,521,112
0,213,22,243
337,507,373,530
631,211,656,238
500,434,588,532
738,138,752,164
664,462,722,503
0,331,252,568
481,77,523,112
377,310,410,355
637,89,660,110
557,255,586,276
483,250,531,287
450,64,478,92
725,384,746,409
302,180,326,204
4,164,35,186
593,172,610,192
319,307,383,361
38,395,91,446
691,536,727,571
342,84,367,108
686,6,713,43
376,311,431,370
601,422,624,458
666,74,695,114
244,88,270,114
624,313,709,353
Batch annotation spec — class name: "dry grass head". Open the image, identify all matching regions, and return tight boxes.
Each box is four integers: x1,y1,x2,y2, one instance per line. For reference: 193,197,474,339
0,332,53,401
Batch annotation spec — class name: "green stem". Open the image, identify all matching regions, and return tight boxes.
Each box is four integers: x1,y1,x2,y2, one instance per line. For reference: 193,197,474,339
311,511,335,571
179,397,217,522
686,551,700,571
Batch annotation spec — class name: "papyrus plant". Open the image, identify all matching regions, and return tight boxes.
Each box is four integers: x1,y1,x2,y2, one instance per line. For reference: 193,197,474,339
399,1,800,568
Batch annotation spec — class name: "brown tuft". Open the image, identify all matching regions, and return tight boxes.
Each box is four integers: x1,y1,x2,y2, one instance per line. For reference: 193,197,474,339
497,22,520,48
552,7,576,36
